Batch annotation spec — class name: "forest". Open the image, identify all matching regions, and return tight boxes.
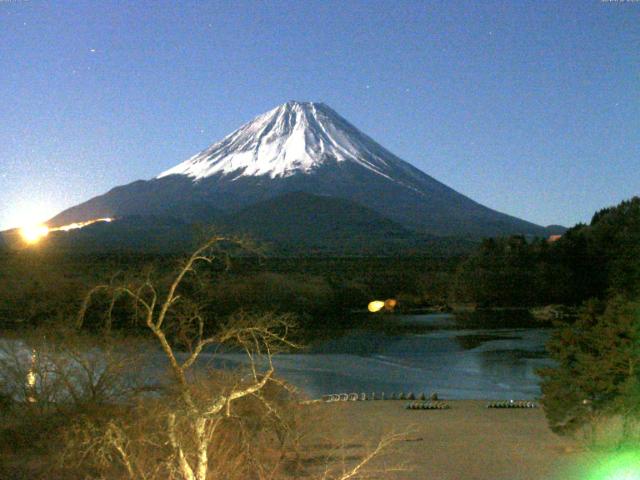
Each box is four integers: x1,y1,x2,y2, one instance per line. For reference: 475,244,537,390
452,196,640,307
1,197,638,331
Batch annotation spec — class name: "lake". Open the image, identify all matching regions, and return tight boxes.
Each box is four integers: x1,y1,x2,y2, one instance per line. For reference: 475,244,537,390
212,312,554,400
1,312,554,401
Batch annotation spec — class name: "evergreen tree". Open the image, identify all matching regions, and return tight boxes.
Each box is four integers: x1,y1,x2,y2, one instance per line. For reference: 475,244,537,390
452,235,538,307
539,296,640,438
451,196,640,308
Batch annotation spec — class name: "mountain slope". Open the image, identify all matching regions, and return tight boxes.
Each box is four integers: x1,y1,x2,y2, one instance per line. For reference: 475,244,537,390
223,191,418,253
20,192,475,255
50,101,552,238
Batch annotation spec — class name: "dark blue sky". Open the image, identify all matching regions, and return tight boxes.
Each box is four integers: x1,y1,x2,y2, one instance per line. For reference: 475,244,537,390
1,0,638,230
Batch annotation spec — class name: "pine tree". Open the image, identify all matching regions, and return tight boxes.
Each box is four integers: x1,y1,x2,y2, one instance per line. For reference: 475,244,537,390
539,297,640,439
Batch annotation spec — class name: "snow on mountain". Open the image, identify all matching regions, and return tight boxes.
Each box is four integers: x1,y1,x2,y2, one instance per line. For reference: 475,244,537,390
47,101,556,239
157,101,401,182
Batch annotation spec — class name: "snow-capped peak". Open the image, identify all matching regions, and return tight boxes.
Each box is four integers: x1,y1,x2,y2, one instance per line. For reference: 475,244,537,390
157,101,400,181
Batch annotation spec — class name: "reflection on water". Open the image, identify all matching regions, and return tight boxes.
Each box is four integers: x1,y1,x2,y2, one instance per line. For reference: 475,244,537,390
211,312,554,400
454,333,521,350
2,312,553,401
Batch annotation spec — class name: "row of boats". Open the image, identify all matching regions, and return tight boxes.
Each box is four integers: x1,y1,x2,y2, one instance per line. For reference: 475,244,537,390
405,401,450,410
486,400,538,408
322,392,437,402
319,393,539,410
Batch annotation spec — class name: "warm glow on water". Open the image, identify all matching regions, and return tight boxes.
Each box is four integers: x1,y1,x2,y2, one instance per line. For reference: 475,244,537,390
368,299,397,313
384,298,397,309
26,349,37,403
367,300,385,312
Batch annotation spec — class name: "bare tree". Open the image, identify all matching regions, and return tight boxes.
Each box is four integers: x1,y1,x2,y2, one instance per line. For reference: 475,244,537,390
76,236,302,480
0,327,143,413
66,236,406,480
320,432,409,480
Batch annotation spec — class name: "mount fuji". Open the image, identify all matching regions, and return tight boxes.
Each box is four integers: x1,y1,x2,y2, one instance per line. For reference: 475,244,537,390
48,101,556,246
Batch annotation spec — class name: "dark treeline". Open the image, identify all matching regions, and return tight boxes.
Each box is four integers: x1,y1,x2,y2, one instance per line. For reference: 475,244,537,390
0,250,460,332
452,196,640,307
530,197,640,443
1,196,638,331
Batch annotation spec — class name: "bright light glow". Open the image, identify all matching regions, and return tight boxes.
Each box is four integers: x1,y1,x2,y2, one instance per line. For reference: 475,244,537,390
368,299,398,313
20,224,50,244
10,201,55,244
26,349,37,403
368,300,385,313
18,217,114,245
575,451,640,480
7,201,58,229
26,371,36,388
595,453,640,480
54,217,113,232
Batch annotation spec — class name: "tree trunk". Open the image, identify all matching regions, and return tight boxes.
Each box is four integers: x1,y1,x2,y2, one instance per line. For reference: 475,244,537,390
168,413,196,480
195,417,209,480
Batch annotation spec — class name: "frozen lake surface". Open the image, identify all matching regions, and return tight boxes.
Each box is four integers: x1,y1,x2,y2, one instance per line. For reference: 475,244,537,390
2,313,553,401
206,313,553,400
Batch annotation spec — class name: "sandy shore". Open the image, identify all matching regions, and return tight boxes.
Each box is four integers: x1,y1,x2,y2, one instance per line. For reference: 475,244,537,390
300,400,590,480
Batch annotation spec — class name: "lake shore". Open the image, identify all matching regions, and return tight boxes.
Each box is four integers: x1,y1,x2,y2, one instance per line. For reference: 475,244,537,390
301,400,588,480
